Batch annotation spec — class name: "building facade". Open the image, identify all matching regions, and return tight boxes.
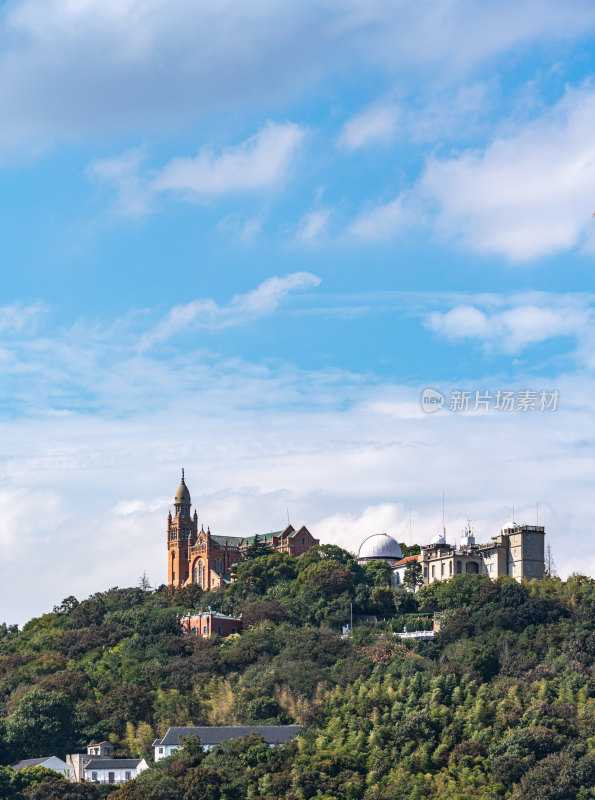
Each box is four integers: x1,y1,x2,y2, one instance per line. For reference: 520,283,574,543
83,759,147,784
153,726,302,761
390,523,546,588
181,611,242,638
167,472,319,589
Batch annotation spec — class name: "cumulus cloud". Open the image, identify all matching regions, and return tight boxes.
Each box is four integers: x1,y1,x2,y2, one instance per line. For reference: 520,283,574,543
420,84,595,261
141,271,321,347
337,104,399,150
152,122,305,198
89,122,305,215
425,295,594,354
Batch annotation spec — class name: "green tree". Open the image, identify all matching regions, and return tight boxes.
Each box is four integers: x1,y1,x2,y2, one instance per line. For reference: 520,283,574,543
403,561,423,592
243,534,271,561
7,690,72,760
364,561,392,588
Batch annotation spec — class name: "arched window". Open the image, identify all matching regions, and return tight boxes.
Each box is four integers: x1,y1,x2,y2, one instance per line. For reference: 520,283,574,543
193,560,206,588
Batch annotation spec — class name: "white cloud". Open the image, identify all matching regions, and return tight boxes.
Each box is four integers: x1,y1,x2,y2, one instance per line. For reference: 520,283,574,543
0,0,594,158
346,196,411,239
296,208,331,243
420,84,595,260
0,301,47,333
426,296,593,354
152,122,305,198
87,148,150,217
337,104,399,150
141,271,321,347
89,122,305,215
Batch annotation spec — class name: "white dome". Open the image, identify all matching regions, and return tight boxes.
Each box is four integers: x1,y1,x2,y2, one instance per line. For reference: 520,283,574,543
430,532,446,545
502,521,519,531
357,533,403,562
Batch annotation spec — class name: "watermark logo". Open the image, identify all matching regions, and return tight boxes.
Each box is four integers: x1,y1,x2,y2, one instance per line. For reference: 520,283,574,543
420,388,560,413
421,387,445,413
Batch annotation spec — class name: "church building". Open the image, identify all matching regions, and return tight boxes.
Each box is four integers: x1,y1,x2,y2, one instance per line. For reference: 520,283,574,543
167,471,319,588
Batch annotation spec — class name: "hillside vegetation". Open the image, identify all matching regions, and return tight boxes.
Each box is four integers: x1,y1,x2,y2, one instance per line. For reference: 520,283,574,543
0,544,593,799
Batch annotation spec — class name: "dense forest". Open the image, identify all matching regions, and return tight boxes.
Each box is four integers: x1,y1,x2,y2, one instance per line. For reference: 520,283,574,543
0,543,593,799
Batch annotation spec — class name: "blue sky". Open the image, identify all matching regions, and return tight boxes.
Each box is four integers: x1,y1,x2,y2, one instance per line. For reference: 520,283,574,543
2,0,595,622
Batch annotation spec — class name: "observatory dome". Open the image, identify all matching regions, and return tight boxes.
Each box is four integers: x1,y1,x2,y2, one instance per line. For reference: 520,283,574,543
357,533,403,563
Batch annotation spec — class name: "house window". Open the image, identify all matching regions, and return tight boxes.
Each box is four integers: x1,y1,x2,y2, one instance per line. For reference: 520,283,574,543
431,565,435,578
527,548,531,556
203,625,208,634
456,561,462,574
91,773,97,782
395,572,400,585
302,537,305,544
526,533,531,541
423,566,428,577
527,563,531,571
449,561,452,575
159,748,164,754
231,627,236,634
441,563,445,576
125,771,131,781
217,625,222,635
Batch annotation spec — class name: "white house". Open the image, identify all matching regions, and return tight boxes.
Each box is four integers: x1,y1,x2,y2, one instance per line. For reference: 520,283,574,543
153,726,302,761
83,758,148,784
12,756,72,780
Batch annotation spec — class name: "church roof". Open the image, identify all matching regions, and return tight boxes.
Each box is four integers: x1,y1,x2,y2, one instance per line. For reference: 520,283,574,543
175,470,191,505
210,535,244,547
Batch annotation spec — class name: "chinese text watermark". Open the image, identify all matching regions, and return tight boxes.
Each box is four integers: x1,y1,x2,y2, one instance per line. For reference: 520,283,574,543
421,388,559,414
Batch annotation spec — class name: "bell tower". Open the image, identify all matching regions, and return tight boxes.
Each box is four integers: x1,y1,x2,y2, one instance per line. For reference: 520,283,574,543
167,469,198,587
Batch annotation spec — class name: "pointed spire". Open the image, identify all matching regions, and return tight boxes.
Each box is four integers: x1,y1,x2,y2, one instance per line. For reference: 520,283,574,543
181,467,185,484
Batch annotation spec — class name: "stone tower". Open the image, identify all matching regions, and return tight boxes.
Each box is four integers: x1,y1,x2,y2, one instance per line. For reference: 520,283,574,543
167,469,198,587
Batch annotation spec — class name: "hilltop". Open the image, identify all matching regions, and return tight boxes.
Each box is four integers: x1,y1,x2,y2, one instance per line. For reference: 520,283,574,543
0,544,593,799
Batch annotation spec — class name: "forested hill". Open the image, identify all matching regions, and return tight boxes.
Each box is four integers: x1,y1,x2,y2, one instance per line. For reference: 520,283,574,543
0,544,593,800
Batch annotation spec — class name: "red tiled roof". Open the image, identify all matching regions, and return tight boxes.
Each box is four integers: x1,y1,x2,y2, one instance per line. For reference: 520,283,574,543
391,554,420,567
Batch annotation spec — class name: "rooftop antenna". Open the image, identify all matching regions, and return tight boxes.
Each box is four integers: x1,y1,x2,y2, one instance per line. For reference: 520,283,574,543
442,489,446,538
287,508,290,525
536,502,539,526
512,502,515,525
409,505,412,546
181,467,185,483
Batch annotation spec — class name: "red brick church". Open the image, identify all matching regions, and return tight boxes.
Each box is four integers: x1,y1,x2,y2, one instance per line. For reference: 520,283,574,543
167,471,319,588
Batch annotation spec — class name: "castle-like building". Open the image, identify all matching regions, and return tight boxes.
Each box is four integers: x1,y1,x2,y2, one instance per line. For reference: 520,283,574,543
357,521,546,588
167,472,319,588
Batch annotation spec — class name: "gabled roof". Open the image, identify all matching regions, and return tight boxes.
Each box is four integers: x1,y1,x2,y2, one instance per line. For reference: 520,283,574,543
159,725,302,747
84,759,143,770
210,535,244,547
241,532,284,545
12,757,56,770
